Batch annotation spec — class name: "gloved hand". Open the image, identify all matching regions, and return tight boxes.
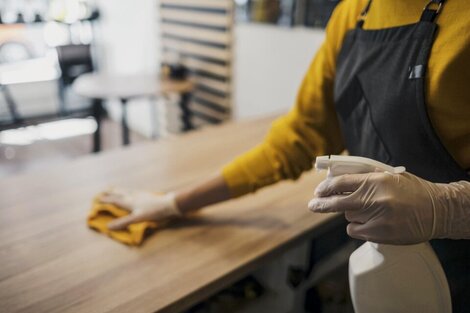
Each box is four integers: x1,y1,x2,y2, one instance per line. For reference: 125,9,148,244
308,172,470,245
99,188,182,230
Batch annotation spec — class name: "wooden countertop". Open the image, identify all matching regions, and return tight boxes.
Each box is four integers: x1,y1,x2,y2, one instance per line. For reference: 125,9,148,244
0,115,337,313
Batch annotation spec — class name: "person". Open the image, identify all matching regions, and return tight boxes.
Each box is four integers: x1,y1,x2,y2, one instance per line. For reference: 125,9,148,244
100,0,470,310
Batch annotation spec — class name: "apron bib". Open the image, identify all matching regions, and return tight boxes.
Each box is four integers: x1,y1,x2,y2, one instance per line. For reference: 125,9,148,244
333,0,470,311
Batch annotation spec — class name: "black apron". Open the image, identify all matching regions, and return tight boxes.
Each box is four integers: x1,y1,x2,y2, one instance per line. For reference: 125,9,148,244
333,0,470,311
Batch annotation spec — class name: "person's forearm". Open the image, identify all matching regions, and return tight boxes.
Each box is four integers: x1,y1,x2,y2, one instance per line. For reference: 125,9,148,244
434,180,470,240
174,174,232,214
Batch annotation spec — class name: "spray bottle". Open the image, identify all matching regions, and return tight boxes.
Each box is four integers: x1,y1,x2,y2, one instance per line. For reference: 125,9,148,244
315,155,452,313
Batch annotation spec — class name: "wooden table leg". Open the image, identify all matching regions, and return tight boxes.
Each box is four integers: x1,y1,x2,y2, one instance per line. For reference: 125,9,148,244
179,92,193,132
1,84,23,125
92,98,103,153
149,96,159,139
121,98,130,145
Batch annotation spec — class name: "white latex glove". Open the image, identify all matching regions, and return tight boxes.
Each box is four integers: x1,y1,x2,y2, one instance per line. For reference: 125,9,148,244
308,172,470,245
99,188,182,230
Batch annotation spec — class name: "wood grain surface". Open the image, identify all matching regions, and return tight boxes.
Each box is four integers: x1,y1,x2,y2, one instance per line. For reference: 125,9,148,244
0,115,339,313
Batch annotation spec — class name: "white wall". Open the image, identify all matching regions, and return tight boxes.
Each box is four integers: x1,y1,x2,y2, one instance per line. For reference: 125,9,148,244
96,0,159,75
95,6,325,136
233,24,325,119
96,0,160,138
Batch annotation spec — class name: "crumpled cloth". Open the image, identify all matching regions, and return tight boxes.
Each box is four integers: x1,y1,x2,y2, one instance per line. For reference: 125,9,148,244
87,198,157,246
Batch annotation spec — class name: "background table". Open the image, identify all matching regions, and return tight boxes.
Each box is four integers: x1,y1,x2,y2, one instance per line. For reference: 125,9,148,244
73,73,193,148
0,115,340,313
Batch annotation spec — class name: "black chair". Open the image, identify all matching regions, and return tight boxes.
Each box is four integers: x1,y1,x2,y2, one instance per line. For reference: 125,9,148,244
0,44,103,152
56,44,94,114
0,41,33,125
55,44,106,152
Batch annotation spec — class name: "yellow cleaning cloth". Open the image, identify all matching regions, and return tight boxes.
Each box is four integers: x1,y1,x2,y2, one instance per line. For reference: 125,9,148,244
87,198,157,246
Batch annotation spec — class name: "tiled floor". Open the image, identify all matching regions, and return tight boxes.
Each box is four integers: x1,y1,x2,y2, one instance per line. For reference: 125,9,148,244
0,118,148,179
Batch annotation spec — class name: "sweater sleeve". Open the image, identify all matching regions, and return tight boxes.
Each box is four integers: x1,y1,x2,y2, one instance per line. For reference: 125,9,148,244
222,0,365,198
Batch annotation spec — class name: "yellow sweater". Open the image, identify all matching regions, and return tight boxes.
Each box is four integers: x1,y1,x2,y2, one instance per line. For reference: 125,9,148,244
222,0,470,197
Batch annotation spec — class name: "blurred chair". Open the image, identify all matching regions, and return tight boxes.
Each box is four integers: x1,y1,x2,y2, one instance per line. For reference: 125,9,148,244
56,44,95,115
0,83,23,125
0,44,101,153
0,40,33,124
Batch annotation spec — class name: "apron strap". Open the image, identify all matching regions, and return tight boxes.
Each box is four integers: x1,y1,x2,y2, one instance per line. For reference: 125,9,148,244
420,0,446,22
356,0,373,28
357,0,447,28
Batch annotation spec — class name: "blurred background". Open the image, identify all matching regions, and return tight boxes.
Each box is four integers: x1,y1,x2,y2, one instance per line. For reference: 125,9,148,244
0,1,357,312
0,0,340,177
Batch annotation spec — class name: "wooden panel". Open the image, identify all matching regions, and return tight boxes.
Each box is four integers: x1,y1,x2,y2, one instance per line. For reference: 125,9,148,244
193,90,230,109
161,8,231,28
161,24,231,46
191,115,211,128
188,100,229,119
160,0,233,126
160,78,194,94
194,76,231,94
190,111,224,127
162,51,229,78
0,115,339,313
187,59,230,78
162,38,230,62
160,0,233,10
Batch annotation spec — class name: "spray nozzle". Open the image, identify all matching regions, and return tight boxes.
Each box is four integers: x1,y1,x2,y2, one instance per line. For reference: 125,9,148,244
315,155,406,178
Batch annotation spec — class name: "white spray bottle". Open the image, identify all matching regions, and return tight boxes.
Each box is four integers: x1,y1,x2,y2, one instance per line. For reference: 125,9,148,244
315,155,452,313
